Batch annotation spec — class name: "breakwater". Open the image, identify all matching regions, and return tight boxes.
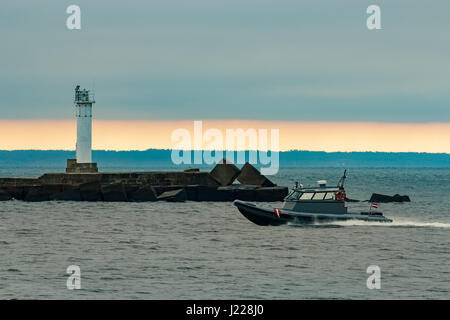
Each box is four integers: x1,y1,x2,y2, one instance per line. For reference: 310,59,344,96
0,161,288,202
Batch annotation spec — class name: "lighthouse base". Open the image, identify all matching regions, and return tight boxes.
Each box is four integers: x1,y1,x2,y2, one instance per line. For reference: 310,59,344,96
66,159,98,173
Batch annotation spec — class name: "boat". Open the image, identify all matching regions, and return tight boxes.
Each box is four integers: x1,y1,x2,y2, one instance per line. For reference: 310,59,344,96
233,170,393,226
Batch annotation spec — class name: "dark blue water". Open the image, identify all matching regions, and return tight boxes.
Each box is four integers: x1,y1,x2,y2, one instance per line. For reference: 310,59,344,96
0,167,449,299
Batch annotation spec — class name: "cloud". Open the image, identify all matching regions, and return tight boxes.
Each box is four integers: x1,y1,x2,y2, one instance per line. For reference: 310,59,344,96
0,0,449,122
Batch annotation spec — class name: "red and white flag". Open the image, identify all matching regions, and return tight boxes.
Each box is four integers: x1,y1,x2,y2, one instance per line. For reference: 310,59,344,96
273,208,282,218
371,202,378,209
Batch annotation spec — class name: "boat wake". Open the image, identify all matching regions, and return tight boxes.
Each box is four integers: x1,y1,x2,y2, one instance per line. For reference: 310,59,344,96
315,219,450,228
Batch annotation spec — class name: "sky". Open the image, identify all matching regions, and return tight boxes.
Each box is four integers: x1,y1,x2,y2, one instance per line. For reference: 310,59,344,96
0,0,449,151
1,120,449,153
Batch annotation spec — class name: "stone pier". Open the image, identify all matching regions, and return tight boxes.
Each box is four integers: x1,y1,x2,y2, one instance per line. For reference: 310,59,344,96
0,161,288,202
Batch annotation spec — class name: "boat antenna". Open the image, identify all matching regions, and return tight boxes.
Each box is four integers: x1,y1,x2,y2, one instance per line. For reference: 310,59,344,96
92,79,95,101
337,169,347,189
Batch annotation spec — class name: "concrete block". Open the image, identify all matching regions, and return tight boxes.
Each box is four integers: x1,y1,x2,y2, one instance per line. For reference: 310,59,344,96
79,182,103,201
66,159,98,173
231,185,258,201
126,185,157,202
210,162,241,186
196,186,233,201
50,189,82,201
39,173,101,186
2,186,25,200
253,186,289,201
236,162,275,187
24,186,51,202
101,183,128,202
157,189,187,202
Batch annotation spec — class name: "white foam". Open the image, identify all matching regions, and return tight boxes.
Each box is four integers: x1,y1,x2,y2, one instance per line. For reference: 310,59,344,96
316,219,450,228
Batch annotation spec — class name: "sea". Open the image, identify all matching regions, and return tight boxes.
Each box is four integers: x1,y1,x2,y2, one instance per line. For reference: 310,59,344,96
0,167,449,299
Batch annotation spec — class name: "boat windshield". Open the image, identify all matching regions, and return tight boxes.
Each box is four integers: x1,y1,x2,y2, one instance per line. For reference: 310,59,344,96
311,192,325,200
299,192,314,200
286,190,302,200
323,192,335,200
287,191,337,201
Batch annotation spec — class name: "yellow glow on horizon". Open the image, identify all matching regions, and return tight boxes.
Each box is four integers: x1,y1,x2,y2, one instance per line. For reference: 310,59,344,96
0,120,449,153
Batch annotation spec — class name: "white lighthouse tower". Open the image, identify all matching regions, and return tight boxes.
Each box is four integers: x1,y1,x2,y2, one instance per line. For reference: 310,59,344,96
75,85,94,163
66,85,98,173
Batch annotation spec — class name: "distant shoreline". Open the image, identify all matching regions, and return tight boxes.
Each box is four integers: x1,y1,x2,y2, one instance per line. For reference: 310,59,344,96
1,149,449,168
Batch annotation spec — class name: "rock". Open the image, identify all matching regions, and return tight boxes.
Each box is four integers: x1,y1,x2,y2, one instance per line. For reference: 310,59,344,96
126,185,157,202
369,193,391,202
79,182,103,201
0,189,12,201
184,168,200,173
392,194,411,202
369,193,411,203
50,188,82,201
236,162,275,187
157,189,187,202
210,161,241,186
101,183,128,202
24,186,50,202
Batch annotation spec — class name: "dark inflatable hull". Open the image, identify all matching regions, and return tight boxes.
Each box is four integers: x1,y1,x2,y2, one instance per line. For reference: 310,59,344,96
234,201,293,226
233,200,393,226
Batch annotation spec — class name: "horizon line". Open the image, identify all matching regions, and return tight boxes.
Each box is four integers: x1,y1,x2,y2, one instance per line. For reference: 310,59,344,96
1,149,450,155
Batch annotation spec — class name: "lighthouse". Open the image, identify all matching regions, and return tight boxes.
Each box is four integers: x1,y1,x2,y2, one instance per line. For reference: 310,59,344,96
75,85,94,163
66,85,98,173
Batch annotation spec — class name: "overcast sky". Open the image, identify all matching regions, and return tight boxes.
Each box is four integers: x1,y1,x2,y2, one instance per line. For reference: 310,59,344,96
1,0,449,122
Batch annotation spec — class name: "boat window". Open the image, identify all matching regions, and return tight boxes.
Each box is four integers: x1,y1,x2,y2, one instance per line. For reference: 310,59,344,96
287,191,302,200
323,192,334,200
299,192,314,200
312,192,325,200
